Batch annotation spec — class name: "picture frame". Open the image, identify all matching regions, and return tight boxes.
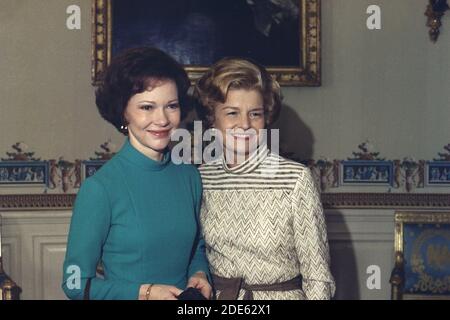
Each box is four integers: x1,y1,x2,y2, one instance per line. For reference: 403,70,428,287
391,211,450,300
91,0,321,86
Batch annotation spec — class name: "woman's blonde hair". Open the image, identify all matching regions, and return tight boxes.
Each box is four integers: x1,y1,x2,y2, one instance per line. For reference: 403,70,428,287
193,57,282,128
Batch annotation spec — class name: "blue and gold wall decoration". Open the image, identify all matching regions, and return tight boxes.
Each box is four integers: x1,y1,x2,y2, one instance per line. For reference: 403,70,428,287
0,142,49,187
82,160,107,179
427,162,450,186
404,223,450,296
0,161,48,186
1,141,449,193
339,141,393,186
393,212,450,299
81,140,116,179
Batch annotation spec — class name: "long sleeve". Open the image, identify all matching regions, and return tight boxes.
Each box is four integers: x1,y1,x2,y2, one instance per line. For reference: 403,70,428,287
292,168,335,300
187,168,211,280
62,177,141,300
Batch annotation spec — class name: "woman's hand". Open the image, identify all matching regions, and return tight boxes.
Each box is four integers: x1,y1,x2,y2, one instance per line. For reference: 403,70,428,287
186,271,212,299
139,284,183,300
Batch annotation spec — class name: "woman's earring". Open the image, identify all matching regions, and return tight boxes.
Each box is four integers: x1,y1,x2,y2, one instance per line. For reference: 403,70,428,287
120,124,128,134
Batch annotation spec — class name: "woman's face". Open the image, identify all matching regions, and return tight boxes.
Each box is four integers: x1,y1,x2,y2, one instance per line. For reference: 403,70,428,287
213,89,265,162
124,79,181,161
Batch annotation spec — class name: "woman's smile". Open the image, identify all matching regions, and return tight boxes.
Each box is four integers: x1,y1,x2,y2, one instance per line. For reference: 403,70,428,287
147,128,172,138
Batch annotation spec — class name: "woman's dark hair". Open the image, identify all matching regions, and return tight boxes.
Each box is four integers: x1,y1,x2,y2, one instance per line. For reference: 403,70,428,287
95,47,191,134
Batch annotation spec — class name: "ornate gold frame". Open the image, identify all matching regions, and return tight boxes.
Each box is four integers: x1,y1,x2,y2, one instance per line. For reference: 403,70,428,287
91,0,321,86
391,211,450,300
1,193,449,211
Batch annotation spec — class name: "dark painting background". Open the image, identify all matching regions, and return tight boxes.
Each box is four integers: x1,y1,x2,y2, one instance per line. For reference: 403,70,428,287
111,0,301,67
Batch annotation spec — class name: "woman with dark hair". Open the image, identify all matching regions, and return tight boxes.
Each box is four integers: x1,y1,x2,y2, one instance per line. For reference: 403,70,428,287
194,57,335,300
62,47,211,300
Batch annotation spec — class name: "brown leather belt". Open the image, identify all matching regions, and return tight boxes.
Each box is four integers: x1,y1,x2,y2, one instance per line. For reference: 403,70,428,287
212,274,303,300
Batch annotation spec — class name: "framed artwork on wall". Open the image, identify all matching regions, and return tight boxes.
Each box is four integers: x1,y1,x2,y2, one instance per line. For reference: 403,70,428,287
391,211,450,300
91,0,321,86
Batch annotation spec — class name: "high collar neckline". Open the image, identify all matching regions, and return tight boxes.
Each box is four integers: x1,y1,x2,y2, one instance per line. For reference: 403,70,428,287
221,143,269,174
118,138,171,171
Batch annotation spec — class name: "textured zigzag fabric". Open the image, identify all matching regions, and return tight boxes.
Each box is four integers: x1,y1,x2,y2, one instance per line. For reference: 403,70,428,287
199,144,336,300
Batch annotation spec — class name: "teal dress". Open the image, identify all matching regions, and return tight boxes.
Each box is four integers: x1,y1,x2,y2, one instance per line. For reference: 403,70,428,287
62,139,210,300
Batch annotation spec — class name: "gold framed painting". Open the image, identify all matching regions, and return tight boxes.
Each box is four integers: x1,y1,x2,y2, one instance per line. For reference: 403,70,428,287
91,0,321,86
390,211,450,300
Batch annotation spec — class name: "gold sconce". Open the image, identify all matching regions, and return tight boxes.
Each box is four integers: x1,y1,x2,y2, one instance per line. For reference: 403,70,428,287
425,0,449,42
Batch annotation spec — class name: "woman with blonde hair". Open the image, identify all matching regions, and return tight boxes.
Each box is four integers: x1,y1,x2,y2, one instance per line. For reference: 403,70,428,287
194,57,335,300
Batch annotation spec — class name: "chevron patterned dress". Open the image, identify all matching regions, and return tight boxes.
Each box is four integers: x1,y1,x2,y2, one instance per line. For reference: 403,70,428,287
199,144,335,300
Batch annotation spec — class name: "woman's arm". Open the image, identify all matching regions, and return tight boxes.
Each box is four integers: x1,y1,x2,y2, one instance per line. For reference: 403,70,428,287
292,168,336,300
186,168,211,284
62,177,141,300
